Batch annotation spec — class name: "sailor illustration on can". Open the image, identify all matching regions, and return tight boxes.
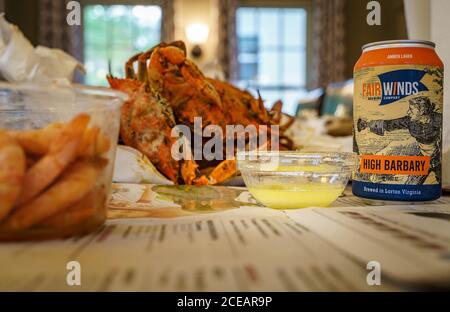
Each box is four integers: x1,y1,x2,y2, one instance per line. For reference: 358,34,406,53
357,95,442,185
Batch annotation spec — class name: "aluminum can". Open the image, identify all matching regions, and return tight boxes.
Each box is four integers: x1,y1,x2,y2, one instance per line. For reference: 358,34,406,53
353,40,443,201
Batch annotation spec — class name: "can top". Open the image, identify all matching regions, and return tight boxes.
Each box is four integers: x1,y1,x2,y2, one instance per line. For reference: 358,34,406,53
362,40,436,52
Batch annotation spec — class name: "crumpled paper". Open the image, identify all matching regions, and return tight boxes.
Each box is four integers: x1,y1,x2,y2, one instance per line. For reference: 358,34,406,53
113,145,174,185
285,117,353,152
0,14,84,83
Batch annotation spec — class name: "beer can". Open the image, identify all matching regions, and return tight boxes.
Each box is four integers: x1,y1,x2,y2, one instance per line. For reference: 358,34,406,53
353,40,444,201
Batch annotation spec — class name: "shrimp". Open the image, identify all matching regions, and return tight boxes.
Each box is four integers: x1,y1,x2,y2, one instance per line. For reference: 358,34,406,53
77,126,111,157
40,190,106,228
8,123,62,155
0,131,26,222
16,114,90,206
2,160,99,231
8,122,110,157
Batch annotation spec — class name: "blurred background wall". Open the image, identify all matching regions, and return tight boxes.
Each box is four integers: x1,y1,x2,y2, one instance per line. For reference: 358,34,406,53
3,0,407,80
344,0,406,78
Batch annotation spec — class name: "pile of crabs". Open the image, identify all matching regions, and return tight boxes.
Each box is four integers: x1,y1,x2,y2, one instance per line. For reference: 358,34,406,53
108,41,294,185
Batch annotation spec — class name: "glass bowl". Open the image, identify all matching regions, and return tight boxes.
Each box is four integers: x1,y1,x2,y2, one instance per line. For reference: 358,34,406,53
237,151,358,209
0,83,127,240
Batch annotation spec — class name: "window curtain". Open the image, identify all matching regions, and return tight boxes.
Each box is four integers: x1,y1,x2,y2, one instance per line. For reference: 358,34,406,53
38,0,83,63
161,0,175,42
311,0,346,89
216,0,238,81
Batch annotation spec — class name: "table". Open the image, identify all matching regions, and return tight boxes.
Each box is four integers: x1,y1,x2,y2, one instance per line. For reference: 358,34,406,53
0,184,449,291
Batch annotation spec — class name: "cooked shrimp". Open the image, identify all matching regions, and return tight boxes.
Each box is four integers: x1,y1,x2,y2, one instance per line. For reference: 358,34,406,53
25,155,39,170
94,131,111,156
40,190,106,228
9,122,110,157
8,123,62,155
0,131,26,222
78,126,99,156
16,114,90,205
2,160,99,231
77,126,111,157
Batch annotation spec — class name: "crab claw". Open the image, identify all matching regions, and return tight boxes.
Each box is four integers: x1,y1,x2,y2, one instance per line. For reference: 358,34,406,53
107,75,142,93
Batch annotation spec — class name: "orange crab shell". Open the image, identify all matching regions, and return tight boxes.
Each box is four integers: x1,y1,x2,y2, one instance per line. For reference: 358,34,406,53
107,76,180,183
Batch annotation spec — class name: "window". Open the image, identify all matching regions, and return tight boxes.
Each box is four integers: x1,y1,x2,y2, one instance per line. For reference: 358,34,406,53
236,7,308,114
83,4,162,86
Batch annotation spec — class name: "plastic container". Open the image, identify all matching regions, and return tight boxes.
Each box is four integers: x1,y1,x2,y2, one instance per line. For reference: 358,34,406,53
0,83,126,240
237,151,358,209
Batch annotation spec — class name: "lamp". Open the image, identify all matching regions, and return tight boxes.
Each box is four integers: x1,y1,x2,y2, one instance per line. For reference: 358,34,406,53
185,23,209,59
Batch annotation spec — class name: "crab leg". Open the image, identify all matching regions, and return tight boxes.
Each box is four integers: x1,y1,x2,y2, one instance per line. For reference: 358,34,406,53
137,48,158,83
125,52,142,79
270,100,283,125
202,159,237,185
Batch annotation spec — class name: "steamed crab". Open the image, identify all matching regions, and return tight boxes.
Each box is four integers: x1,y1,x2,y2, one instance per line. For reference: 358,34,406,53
108,41,294,185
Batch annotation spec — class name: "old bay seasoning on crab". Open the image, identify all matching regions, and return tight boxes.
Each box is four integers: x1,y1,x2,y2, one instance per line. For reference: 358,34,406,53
353,40,443,201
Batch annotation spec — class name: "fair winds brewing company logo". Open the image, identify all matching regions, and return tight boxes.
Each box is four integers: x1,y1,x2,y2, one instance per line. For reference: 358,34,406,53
361,69,429,105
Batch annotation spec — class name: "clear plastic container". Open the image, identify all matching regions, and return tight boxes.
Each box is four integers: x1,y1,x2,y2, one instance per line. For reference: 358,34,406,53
0,83,126,240
237,151,358,209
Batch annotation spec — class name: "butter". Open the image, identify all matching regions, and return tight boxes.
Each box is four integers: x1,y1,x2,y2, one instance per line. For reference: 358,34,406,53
248,183,344,209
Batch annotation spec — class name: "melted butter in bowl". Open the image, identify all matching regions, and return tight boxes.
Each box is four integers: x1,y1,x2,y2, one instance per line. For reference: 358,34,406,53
237,152,357,210
248,183,345,209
